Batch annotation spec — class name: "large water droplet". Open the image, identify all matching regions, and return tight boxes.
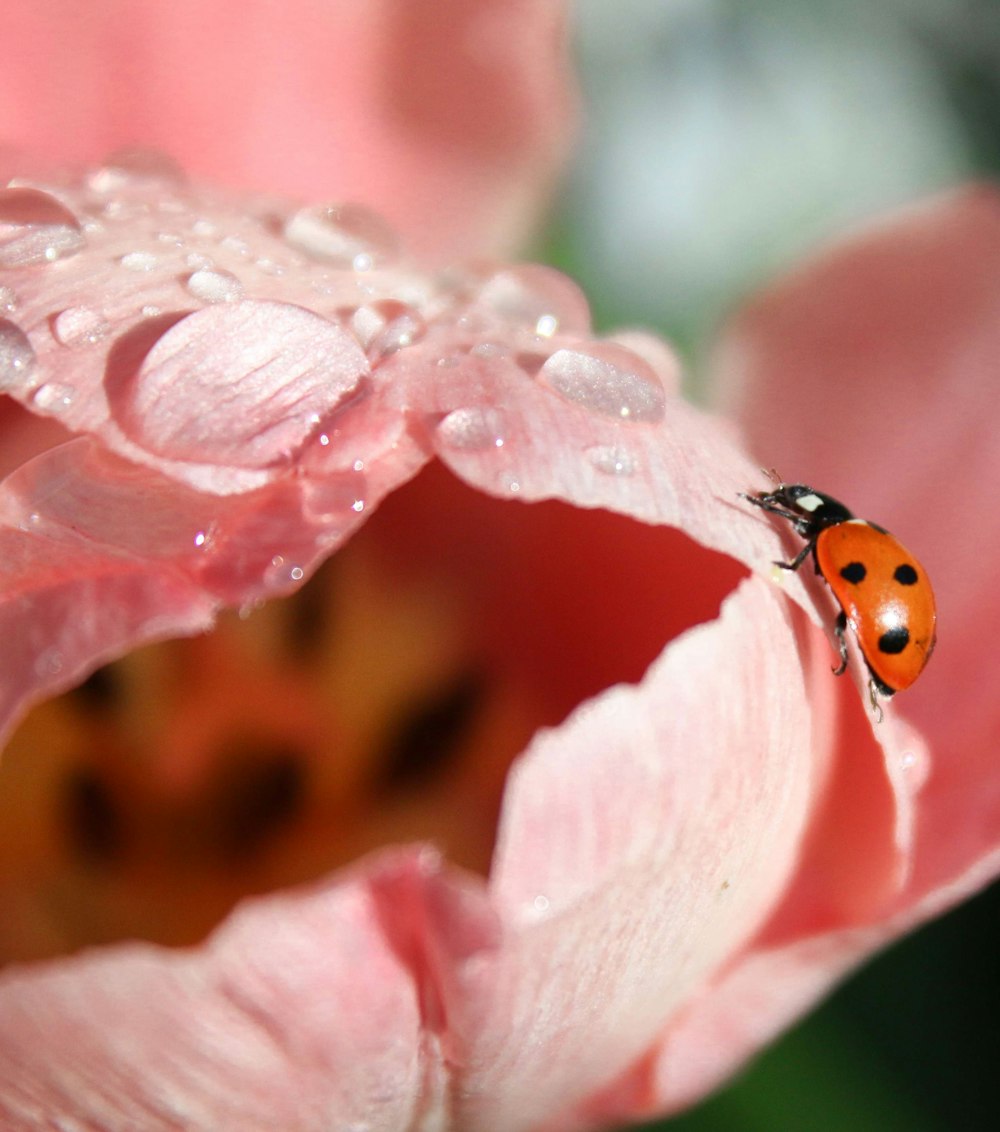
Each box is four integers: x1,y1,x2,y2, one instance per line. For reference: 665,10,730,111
474,265,591,337
113,300,369,471
0,186,85,266
52,306,110,347
436,407,506,451
284,203,400,269
185,268,245,303
0,318,36,390
539,343,666,423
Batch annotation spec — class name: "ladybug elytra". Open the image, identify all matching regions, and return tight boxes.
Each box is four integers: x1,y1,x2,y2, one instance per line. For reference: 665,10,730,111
743,478,937,711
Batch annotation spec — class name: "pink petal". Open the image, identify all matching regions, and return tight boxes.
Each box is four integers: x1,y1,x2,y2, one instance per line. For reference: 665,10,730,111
0,159,947,1129
2,0,575,260
717,185,1000,903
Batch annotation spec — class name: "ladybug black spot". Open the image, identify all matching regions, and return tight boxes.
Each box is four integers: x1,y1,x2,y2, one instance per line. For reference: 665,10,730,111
878,626,910,655
894,563,918,586
839,561,867,584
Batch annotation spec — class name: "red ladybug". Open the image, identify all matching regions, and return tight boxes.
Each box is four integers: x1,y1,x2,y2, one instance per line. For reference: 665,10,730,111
743,478,937,709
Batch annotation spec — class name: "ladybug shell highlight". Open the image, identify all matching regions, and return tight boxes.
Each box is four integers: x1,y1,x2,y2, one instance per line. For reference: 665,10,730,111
744,482,937,698
815,519,936,694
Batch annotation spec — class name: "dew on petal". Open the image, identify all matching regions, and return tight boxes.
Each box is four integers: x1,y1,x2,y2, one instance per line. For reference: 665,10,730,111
0,285,17,312
302,471,368,521
350,300,427,359
473,264,591,337
539,342,667,423
264,554,306,590
0,318,37,390
185,268,245,304
52,306,110,347
0,186,86,266
436,407,507,451
118,250,159,272
88,147,187,193
586,444,637,477
32,382,76,412
111,300,369,472
284,203,400,269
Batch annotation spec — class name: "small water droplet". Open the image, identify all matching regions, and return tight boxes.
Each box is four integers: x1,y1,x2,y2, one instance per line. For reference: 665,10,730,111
264,555,306,590
0,286,18,313
34,646,64,677
586,444,637,477
532,894,550,913
220,235,252,259
0,186,86,266
284,203,400,269
0,318,37,390
436,407,506,451
52,306,110,347
502,474,521,494
350,300,426,359
185,268,245,303
89,147,187,193
193,530,208,548
119,250,158,272
32,382,76,412
539,343,666,423
473,264,591,337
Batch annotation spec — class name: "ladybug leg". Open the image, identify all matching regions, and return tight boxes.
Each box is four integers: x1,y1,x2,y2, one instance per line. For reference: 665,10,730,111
773,540,813,573
832,610,849,676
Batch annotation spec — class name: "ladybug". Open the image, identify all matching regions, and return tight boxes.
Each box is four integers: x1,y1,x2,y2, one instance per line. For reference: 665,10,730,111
743,478,937,710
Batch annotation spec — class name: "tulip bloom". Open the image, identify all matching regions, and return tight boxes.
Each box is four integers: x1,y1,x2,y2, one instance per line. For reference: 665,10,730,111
2,4,1000,1131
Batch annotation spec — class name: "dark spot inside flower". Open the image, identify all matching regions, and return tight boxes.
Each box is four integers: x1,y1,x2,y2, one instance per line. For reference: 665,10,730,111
285,560,334,659
209,745,306,859
71,664,120,711
376,669,485,794
63,766,123,863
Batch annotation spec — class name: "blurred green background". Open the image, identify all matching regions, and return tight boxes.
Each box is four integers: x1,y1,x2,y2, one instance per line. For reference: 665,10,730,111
540,2,1000,1129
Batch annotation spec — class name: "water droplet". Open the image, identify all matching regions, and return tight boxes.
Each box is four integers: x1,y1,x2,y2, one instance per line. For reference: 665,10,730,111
532,894,550,913
89,147,187,193
0,318,36,390
586,444,637,476
32,382,76,412
118,251,158,272
0,286,17,312
351,300,426,359
34,646,64,677
193,530,209,548
539,343,666,423
264,555,306,590
185,268,245,303
0,186,85,266
52,307,110,347
113,301,368,472
474,264,591,337
284,203,400,269
436,407,506,451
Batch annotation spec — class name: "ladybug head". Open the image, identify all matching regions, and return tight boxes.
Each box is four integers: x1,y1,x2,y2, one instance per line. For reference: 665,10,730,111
747,482,856,540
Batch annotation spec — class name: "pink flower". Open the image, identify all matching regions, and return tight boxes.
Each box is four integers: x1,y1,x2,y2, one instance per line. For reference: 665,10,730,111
0,4,998,1131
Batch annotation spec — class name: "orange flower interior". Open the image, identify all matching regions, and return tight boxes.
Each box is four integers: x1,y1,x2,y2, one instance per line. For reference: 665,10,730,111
0,465,747,962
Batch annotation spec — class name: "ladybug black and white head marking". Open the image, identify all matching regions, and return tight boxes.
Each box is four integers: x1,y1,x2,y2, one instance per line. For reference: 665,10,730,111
742,482,855,541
